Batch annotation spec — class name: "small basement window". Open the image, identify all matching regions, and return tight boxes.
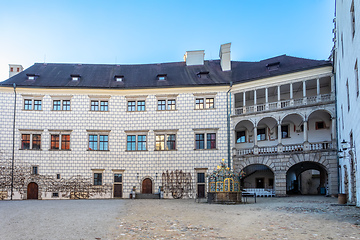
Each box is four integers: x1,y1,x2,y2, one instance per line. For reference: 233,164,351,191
52,192,59,197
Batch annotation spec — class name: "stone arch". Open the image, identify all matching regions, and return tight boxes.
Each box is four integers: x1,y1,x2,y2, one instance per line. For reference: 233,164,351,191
307,108,334,121
141,176,154,194
234,120,255,144
307,110,333,143
286,153,329,195
241,164,274,189
281,112,305,124
256,116,278,128
237,156,275,173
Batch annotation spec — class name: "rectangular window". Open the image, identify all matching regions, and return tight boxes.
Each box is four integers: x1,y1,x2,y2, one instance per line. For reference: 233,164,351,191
91,101,99,111
167,134,176,150
61,135,70,150
51,135,60,149
137,135,146,150
62,100,71,111
24,99,32,110
32,166,38,175
315,122,325,130
128,101,136,111
32,134,41,150
197,172,205,183
34,100,42,110
137,101,145,111
281,125,289,138
21,134,30,149
53,100,61,110
89,135,98,150
100,101,108,111
205,98,214,109
257,128,266,141
168,99,176,110
236,131,246,143
127,135,136,151
99,135,108,150
158,100,166,110
114,173,122,183
207,133,216,149
196,134,205,149
155,134,165,150
56,174,61,179
195,98,204,109
94,173,102,185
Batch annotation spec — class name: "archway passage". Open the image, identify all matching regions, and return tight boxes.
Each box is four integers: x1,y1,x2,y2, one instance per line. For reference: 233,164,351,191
241,164,274,190
142,178,152,194
27,182,38,199
286,161,327,195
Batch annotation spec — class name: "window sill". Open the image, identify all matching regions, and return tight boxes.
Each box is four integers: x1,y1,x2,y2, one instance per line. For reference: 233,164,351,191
87,150,110,151
154,149,177,151
194,148,218,151
49,149,72,151
19,148,42,151
89,110,109,112
125,150,148,152
194,108,216,110
156,109,177,112
52,110,72,111
22,109,43,111
127,110,147,112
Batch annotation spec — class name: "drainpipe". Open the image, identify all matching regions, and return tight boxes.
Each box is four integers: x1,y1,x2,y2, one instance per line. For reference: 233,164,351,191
11,83,16,200
227,82,233,169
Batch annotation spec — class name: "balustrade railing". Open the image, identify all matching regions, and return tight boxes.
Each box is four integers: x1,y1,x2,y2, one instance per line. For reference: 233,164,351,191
234,93,335,115
238,148,254,156
310,142,332,150
283,144,303,152
258,146,277,154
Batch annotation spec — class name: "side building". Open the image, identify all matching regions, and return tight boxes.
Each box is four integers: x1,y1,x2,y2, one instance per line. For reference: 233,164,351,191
0,44,337,200
334,0,360,206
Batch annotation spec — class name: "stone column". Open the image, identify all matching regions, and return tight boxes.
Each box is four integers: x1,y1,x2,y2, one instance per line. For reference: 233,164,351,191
243,92,246,113
331,117,336,147
303,121,310,151
277,123,283,153
254,89,257,112
317,78,321,102
277,85,281,108
274,170,287,196
303,81,307,104
290,83,294,106
253,127,258,154
265,88,269,110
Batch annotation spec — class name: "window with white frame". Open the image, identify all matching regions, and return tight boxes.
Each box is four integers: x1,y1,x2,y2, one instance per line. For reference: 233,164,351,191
154,130,177,150
194,129,218,150
125,131,148,151
22,95,43,111
20,130,43,150
49,131,72,150
51,96,72,111
126,96,147,112
89,95,110,112
32,165,39,175
156,95,177,111
87,130,110,151
194,93,216,109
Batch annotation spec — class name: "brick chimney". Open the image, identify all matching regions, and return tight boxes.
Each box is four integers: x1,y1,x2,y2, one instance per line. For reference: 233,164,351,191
219,43,231,71
184,50,205,66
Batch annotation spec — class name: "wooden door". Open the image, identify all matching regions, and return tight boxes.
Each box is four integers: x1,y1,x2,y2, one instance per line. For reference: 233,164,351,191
142,178,152,194
197,184,205,198
114,184,123,198
27,182,38,199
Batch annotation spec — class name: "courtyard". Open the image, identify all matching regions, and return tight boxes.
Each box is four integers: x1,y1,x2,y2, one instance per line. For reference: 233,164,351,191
0,196,359,240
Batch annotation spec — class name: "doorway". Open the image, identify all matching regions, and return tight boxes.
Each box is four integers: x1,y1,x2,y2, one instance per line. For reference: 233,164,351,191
142,178,152,194
27,182,38,199
256,178,265,188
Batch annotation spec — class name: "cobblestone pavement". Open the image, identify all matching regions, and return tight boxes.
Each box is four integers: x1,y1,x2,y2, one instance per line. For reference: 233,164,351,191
1,196,360,240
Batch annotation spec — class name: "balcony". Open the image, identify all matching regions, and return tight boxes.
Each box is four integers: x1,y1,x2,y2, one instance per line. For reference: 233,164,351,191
235,141,334,157
234,93,334,116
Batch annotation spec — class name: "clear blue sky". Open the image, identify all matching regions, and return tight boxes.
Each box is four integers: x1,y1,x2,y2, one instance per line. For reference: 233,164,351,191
0,0,335,81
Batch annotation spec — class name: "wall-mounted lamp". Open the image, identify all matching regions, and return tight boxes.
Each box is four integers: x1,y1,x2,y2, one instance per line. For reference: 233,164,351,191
341,139,349,151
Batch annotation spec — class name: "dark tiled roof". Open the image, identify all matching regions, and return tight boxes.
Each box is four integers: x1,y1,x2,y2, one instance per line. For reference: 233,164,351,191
0,55,331,89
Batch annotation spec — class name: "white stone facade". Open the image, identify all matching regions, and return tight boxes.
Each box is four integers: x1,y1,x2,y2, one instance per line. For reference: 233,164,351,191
335,0,360,206
0,86,230,199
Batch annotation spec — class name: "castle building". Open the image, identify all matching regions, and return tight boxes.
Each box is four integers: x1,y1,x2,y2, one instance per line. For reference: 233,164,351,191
0,44,337,200
334,0,360,206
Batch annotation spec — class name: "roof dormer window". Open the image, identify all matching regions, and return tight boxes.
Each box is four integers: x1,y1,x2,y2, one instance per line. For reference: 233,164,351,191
197,71,209,78
70,74,81,81
26,74,38,81
266,62,280,71
157,74,167,81
114,75,124,82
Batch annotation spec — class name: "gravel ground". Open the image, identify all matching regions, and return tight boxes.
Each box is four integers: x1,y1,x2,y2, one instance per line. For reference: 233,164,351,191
1,196,360,240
